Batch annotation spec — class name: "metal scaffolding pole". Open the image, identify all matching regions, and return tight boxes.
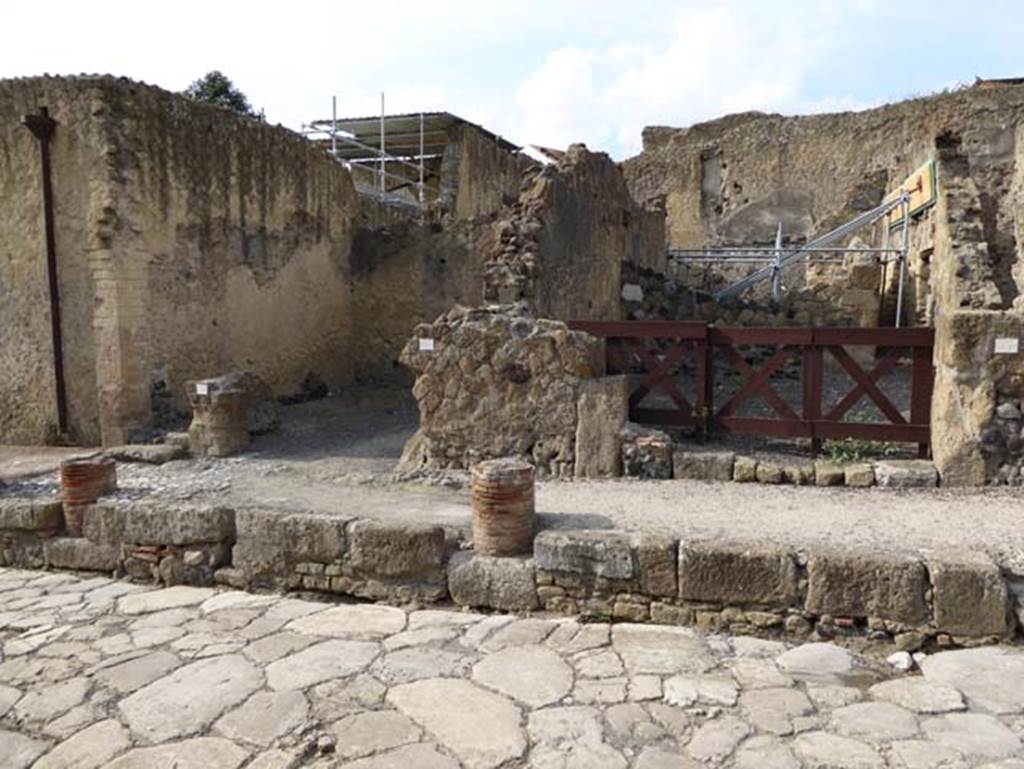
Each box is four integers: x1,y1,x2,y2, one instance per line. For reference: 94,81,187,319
895,194,911,328
714,195,906,301
331,96,337,159
878,216,890,317
771,222,783,303
379,92,386,193
418,112,425,204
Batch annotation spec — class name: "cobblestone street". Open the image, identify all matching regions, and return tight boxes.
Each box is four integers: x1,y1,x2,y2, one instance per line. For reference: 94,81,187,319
1,569,1024,768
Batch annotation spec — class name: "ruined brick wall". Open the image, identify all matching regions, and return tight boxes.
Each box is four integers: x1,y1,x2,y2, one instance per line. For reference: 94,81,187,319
485,145,665,322
624,85,1024,252
622,254,879,328
0,76,358,445
623,85,1024,318
930,135,1024,486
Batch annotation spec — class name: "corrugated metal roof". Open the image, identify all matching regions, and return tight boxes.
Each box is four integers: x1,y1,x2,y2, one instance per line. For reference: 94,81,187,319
307,111,519,160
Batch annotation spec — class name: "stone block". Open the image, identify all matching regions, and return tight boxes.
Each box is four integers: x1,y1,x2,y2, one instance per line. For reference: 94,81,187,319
844,464,875,487
929,550,1009,637
805,549,929,625
814,461,845,486
188,372,280,457
234,510,348,576
650,602,694,625
621,423,673,480
534,530,633,579
678,541,800,606
104,443,188,465
44,538,121,571
634,534,678,597
0,499,62,532
874,460,938,488
733,456,758,482
347,520,446,581
755,463,783,484
122,503,236,545
782,465,815,485
575,376,628,478
674,450,735,482
447,551,539,611
83,503,125,545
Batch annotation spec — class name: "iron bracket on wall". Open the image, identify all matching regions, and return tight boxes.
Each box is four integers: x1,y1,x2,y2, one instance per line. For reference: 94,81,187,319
23,106,68,437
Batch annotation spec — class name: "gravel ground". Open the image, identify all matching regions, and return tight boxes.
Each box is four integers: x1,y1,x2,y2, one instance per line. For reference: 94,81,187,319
4,389,1024,573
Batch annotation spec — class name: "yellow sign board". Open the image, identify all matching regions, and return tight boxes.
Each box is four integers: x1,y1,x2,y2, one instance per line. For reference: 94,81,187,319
885,159,937,227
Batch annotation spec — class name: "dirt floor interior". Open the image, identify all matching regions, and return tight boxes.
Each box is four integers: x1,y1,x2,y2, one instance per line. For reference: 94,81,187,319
3,389,1024,573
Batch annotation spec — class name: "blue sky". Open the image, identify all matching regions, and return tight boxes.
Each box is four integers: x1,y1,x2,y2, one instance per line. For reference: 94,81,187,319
4,1,1023,158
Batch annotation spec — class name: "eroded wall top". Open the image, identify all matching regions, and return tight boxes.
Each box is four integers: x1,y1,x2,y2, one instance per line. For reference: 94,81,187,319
485,144,665,322
624,84,1024,260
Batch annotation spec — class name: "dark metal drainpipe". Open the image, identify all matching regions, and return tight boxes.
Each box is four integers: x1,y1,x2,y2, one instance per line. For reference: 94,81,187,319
23,106,68,436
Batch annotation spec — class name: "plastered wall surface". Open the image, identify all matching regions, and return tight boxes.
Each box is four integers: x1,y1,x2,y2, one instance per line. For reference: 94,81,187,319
1,78,110,444
1,76,358,445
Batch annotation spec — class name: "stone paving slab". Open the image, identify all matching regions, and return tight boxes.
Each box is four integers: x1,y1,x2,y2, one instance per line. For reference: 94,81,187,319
4,568,1024,768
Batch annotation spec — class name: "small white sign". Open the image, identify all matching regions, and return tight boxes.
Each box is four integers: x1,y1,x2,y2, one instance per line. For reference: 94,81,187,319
418,338,436,352
195,383,210,395
995,337,1020,355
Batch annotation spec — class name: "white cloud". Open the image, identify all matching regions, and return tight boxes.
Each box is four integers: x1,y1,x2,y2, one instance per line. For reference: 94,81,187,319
1,0,1012,160
508,2,868,158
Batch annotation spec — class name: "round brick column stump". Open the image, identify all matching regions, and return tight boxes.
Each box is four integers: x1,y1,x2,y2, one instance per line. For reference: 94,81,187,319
471,457,535,556
59,457,117,537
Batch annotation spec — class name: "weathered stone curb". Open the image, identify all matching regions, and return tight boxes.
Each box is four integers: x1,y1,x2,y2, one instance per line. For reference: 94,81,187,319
673,450,940,489
0,496,1016,643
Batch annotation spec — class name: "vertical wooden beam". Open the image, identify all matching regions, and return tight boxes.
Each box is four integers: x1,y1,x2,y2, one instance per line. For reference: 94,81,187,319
911,344,934,458
802,342,824,456
694,339,709,441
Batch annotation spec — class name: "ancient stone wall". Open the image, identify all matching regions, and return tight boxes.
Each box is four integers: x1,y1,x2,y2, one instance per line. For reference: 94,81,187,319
398,305,604,477
347,215,493,385
0,76,358,446
624,84,1024,320
930,137,1024,485
621,256,878,328
624,85,1024,255
0,78,110,444
485,145,665,322
449,124,530,220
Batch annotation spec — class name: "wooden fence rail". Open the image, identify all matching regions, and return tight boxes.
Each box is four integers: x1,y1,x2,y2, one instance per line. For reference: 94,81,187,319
568,321,934,457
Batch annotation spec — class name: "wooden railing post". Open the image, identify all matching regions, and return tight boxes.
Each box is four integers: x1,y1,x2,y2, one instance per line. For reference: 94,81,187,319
695,332,713,441
802,338,823,457
911,344,934,459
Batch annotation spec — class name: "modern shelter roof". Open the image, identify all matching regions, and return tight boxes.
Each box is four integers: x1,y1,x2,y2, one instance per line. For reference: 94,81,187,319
307,111,519,160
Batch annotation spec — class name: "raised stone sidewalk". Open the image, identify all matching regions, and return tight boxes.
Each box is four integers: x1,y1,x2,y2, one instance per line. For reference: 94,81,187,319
4,568,1024,768
1,497,1018,644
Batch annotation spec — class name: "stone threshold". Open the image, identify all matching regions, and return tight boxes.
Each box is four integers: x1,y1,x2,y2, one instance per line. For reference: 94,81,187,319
0,495,1017,647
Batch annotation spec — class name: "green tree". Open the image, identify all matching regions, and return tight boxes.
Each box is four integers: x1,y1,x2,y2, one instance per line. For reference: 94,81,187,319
183,71,255,116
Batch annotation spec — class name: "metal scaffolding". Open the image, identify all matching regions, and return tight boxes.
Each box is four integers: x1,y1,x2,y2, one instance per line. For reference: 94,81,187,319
669,192,914,326
303,98,524,213
302,94,430,209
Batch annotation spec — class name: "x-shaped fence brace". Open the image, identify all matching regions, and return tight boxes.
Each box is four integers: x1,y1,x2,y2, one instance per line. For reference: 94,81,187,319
569,321,934,456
